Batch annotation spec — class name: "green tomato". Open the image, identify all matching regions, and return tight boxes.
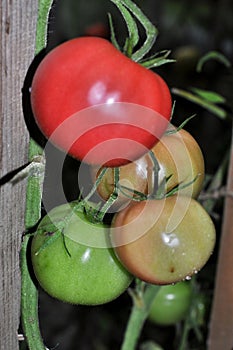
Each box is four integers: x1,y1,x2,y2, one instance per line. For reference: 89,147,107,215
31,202,133,305
148,281,192,326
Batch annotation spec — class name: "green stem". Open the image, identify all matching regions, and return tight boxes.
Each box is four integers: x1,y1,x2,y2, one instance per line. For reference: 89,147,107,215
21,168,45,349
21,0,53,349
110,0,158,61
21,236,45,350
121,283,160,350
148,150,160,197
35,0,54,54
95,167,120,221
84,167,108,202
178,316,191,350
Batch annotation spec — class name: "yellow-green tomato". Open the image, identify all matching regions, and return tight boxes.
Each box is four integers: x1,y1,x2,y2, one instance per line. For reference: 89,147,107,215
31,203,133,305
111,195,216,284
148,282,192,326
151,128,205,198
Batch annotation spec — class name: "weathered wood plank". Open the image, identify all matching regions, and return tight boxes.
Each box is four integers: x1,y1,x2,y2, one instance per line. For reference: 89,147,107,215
0,1,38,349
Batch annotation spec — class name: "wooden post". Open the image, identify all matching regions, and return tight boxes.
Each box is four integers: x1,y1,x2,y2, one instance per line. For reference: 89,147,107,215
0,1,38,349
208,125,233,350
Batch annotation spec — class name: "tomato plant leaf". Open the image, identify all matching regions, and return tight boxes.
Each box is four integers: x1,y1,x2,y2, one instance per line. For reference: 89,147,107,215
197,50,231,72
190,87,226,104
172,88,228,120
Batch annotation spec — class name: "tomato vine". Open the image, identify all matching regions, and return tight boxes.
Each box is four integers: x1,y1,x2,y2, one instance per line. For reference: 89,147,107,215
20,0,53,349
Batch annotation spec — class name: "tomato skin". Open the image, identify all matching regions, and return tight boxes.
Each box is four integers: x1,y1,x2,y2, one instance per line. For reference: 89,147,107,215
31,203,133,305
151,128,205,198
148,282,192,326
111,196,216,284
31,37,172,167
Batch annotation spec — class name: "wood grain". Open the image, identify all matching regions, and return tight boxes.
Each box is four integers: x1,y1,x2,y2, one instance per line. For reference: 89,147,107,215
0,1,38,349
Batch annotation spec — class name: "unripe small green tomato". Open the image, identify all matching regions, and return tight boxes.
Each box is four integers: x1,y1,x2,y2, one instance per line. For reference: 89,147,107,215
31,202,133,305
148,281,192,326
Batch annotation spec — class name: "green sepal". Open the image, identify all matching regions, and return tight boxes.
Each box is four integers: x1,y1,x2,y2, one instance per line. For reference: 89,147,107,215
34,228,62,256
140,50,175,69
165,114,197,135
166,175,199,197
108,13,121,51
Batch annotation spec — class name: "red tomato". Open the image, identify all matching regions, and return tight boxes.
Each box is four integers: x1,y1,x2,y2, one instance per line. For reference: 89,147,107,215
31,37,172,167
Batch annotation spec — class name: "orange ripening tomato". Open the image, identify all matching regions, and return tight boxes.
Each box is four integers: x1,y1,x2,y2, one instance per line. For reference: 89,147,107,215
111,195,215,285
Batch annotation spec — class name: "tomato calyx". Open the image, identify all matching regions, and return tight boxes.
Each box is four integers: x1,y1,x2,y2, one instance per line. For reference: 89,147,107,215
34,200,107,256
109,0,174,67
165,114,197,135
88,161,199,210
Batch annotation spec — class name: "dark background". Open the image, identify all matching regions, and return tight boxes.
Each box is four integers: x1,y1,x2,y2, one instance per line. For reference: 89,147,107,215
21,1,233,349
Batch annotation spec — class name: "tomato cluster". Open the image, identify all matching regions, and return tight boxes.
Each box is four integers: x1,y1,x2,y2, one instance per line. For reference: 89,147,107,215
30,37,215,307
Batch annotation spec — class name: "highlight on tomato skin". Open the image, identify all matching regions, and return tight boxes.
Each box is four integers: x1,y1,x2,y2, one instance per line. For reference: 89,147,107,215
30,37,172,167
111,195,216,285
